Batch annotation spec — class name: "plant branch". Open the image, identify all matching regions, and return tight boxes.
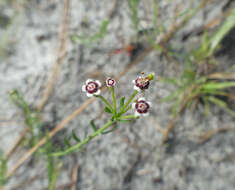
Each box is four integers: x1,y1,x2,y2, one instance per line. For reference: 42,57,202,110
51,120,115,157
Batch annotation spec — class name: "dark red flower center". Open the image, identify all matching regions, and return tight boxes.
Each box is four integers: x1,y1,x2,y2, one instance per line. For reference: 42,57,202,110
135,100,149,113
135,77,150,90
86,82,99,94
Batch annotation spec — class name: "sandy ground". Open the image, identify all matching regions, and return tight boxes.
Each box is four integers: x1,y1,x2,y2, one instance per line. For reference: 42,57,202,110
0,0,235,189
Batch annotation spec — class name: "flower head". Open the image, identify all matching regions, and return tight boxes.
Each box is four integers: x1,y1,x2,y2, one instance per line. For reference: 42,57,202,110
106,77,116,87
132,76,150,91
82,79,101,97
132,97,151,117
132,73,155,92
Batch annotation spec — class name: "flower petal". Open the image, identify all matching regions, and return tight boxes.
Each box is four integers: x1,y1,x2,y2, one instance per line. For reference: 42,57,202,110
135,111,141,117
95,80,102,87
143,113,149,117
86,79,93,84
82,85,86,92
94,89,101,95
132,80,136,84
147,101,152,107
138,97,146,101
133,85,141,91
86,93,93,97
132,103,136,109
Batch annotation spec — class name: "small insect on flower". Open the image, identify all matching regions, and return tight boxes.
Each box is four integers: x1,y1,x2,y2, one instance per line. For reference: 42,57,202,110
82,79,102,97
132,97,151,117
132,72,155,91
106,77,116,87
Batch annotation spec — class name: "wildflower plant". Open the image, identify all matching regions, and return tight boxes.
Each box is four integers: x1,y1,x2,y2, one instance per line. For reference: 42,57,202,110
52,73,155,157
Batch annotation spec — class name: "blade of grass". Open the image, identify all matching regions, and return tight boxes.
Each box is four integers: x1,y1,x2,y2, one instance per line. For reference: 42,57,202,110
71,20,109,45
209,8,235,55
207,96,235,117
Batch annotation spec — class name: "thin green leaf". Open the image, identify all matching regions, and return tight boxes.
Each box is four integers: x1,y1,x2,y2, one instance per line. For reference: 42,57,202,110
102,124,118,134
159,77,181,86
209,8,235,55
9,89,43,148
203,97,210,116
129,0,140,30
0,157,7,186
208,96,235,117
95,95,113,112
72,131,81,143
45,132,54,183
63,137,71,148
119,97,125,109
161,88,184,102
202,82,235,90
90,120,98,132
104,106,112,114
71,20,109,45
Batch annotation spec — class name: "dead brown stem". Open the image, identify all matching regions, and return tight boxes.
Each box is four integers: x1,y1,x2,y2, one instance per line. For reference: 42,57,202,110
196,127,235,143
6,127,29,160
37,0,71,112
70,163,79,190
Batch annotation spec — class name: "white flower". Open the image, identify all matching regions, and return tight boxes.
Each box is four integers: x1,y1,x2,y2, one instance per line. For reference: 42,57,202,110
133,76,150,91
82,79,102,97
132,97,151,117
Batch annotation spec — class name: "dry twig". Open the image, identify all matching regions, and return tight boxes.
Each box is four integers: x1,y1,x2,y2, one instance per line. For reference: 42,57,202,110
37,0,71,112
6,127,29,160
70,163,79,190
196,127,235,143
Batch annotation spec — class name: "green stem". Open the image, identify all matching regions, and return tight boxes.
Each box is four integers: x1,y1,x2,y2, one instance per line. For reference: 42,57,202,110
118,90,138,116
110,87,116,116
119,115,138,120
95,95,113,111
52,120,115,157
123,104,132,113
49,162,63,190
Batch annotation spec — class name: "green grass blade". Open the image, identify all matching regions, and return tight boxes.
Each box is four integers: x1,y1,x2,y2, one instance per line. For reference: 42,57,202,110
0,156,7,187
209,8,235,55
71,20,109,45
202,82,235,90
208,96,235,117
129,0,140,30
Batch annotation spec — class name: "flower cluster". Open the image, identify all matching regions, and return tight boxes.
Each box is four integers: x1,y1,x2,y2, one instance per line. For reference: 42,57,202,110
82,73,154,117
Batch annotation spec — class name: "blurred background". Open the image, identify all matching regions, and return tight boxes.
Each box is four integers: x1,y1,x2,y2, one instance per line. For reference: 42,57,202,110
0,0,235,189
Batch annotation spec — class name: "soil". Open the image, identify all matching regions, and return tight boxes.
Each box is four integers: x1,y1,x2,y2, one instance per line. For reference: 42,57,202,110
0,0,234,190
